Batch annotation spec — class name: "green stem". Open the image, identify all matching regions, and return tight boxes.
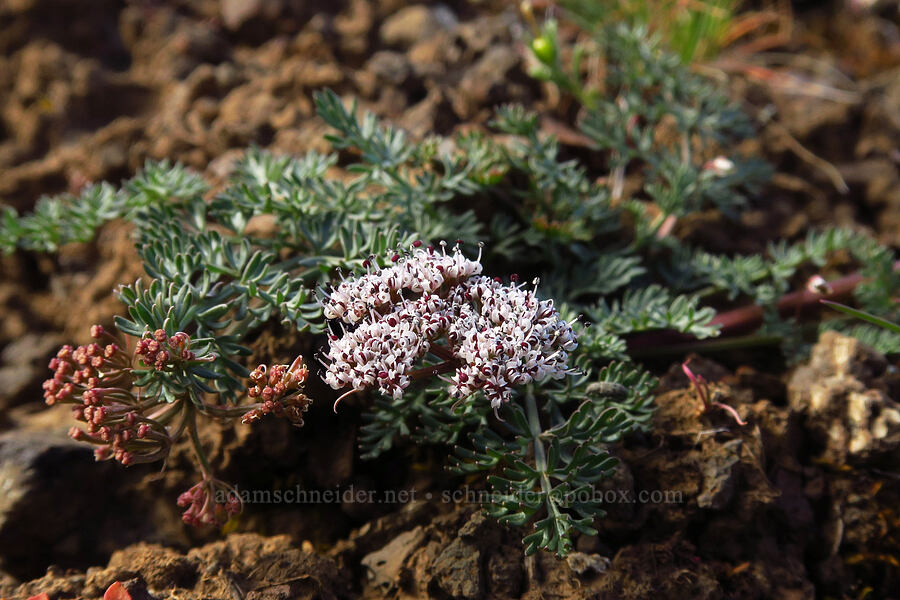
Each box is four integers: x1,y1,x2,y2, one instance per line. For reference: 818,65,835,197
146,399,182,425
525,387,568,551
186,404,213,478
201,403,253,419
525,388,553,503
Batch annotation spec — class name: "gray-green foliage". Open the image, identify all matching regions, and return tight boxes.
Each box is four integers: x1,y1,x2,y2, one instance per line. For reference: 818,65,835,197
2,24,898,557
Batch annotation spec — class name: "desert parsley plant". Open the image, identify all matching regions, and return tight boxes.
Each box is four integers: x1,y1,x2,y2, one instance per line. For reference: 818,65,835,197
3,23,898,555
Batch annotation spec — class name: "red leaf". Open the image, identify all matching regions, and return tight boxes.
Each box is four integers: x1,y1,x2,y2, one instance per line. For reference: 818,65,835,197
103,582,133,600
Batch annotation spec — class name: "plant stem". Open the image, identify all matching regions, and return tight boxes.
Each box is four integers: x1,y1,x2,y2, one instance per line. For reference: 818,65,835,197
629,333,783,359
186,404,213,478
526,388,555,504
408,359,461,380
525,387,567,546
626,259,900,353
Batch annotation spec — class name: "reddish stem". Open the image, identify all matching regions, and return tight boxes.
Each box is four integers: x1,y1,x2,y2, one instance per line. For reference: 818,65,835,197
627,260,900,352
428,343,456,362
408,359,462,381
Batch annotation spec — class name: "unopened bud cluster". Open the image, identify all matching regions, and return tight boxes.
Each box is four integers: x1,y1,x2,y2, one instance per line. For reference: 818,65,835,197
135,329,199,370
243,355,312,425
177,477,241,527
44,322,317,527
321,242,578,410
43,325,169,465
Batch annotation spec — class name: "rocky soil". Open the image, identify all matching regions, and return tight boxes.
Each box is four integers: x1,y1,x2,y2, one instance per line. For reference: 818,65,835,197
1,1,900,599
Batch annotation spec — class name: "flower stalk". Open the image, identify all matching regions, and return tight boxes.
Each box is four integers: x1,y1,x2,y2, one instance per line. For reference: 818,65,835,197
44,324,310,526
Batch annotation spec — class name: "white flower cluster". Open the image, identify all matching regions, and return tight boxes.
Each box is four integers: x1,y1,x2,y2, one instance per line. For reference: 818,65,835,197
444,277,577,407
320,242,578,412
323,241,482,323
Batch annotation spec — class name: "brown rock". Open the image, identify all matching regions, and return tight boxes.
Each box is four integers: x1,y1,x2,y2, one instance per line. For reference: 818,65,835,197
431,537,483,600
788,331,900,463
83,543,196,596
379,5,451,49
361,526,426,592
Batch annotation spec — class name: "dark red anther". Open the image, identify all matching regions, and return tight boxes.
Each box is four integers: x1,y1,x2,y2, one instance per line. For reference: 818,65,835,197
391,254,400,262
413,240,423,248
378,371,388,378
510,274,519,282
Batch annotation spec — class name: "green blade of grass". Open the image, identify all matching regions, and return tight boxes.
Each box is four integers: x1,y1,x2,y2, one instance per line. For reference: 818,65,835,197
820,299,900,334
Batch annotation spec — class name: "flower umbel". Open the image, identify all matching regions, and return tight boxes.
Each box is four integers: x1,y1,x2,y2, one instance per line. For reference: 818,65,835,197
320,242,578,413
242,355,312,425
44,325,311,527
178,475,242,527
44,325,171,465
